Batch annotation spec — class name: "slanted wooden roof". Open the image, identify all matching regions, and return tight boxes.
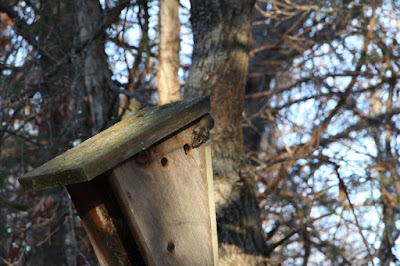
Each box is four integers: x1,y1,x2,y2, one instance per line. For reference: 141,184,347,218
19,96,211,191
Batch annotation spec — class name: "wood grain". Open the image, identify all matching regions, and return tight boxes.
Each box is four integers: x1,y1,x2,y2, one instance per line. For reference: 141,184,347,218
66,173,145,266
109,124,218,265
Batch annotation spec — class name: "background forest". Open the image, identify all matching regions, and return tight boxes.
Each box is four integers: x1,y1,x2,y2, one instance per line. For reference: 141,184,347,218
1,0,400,265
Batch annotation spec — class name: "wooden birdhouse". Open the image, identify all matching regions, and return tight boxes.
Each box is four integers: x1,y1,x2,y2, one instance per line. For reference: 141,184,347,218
18,96,218,265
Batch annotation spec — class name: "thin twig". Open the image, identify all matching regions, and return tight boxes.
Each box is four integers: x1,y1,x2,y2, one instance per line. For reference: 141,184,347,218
334,165,374,265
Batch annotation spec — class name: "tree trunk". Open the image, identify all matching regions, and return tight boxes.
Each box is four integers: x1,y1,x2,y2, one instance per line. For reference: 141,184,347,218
156,0,181,104
185,0,268,264
24,1,120,264
77,0,118,134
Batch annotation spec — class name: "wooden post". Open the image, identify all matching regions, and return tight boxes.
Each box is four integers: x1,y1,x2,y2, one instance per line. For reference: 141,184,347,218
18,96,218,265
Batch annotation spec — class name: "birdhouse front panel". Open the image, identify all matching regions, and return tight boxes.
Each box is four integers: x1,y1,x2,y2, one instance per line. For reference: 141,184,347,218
109,119,217,265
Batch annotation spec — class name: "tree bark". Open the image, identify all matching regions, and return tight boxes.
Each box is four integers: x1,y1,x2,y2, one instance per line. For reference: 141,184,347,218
185,0,268,264
157,0,181,104
77,0,118,134
13,1,121,264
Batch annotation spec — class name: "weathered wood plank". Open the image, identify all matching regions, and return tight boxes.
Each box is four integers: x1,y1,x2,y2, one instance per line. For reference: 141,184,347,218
66,172,145,266
109,123,217,265
19,96,210,191
205,144,219,266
